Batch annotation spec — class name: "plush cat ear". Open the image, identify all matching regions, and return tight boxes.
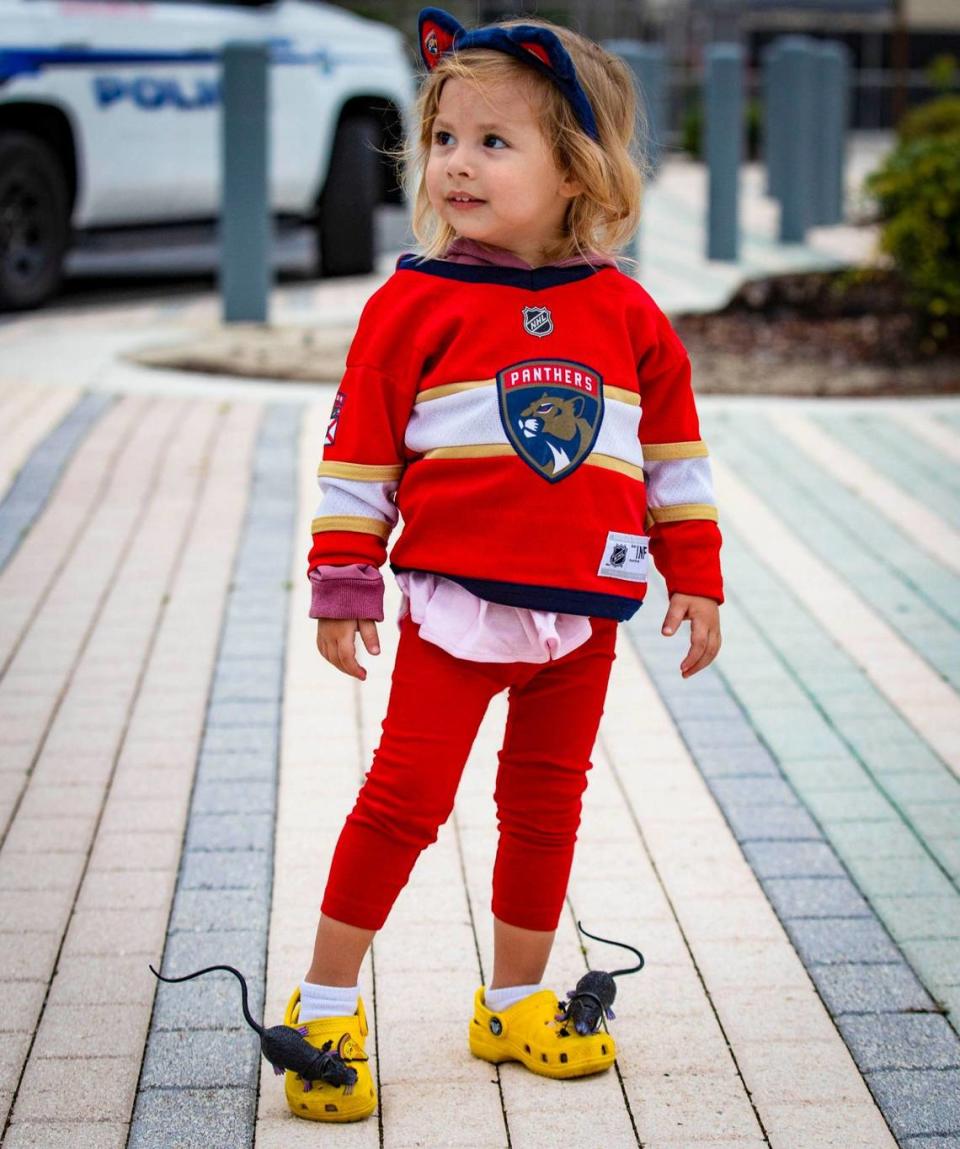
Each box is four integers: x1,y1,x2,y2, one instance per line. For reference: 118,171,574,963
499,25,599,140
418,7,464,71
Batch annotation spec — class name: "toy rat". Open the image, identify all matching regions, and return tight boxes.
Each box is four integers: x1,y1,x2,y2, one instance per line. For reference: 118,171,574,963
149,964,363,1085
555,921,645,1036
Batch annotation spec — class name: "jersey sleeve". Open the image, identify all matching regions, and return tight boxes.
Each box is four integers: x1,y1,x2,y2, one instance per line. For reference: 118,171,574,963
307,278,422,592
638,305,724,603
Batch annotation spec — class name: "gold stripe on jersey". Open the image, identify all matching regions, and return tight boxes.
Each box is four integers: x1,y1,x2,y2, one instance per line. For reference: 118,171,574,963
317,461,405,481
419,444,644,480
311,515,392,538
587,454,645,481
415,380,494,404
415,381,640,406
606,386,640,406
641,440,709,460
421,444,516,460
648,503,719,523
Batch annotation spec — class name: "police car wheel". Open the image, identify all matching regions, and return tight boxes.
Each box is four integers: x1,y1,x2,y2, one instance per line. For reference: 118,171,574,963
0,134,70,311
317,114,378,278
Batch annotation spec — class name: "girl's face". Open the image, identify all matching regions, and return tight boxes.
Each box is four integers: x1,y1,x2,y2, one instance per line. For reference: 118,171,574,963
425,75,582,267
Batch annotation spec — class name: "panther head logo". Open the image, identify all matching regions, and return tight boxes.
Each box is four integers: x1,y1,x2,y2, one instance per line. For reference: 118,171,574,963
497,359,604,483
517,393,595,477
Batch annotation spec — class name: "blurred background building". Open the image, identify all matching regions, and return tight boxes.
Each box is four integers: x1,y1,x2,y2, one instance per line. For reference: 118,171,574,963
342,0,960,133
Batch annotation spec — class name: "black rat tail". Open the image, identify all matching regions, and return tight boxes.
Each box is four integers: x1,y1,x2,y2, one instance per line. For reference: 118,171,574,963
148,964,264,1037
576,921,645,977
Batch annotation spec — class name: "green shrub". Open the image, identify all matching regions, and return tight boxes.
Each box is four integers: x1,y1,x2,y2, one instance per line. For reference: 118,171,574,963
864,129,960,345
925,53,958,95
897,94,960,144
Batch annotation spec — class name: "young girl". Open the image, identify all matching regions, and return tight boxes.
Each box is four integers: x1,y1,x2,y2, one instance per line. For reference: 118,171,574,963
286,6,723,1122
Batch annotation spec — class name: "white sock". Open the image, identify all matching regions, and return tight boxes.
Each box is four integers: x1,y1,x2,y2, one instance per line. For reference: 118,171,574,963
484,983,544,1012
299,980,360,1022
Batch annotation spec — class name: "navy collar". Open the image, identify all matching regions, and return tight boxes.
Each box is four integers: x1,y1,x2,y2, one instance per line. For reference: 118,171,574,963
396,253,606,291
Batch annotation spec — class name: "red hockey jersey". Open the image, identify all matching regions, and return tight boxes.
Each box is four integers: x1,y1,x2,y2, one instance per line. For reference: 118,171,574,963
309,256,723,620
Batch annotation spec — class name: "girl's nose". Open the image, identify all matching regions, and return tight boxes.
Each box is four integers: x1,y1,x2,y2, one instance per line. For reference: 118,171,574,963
446,147,473,179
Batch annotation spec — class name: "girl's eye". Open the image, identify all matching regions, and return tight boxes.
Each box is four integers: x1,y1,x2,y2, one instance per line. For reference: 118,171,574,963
433,130,453,146
484,134,507,149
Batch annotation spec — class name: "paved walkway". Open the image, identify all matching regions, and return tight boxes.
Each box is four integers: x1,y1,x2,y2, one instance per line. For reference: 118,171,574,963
1,138,959,1149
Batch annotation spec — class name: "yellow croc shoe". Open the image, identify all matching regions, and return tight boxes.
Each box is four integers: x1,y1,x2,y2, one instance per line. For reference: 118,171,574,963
282,987,377,1122
469,987,616,1079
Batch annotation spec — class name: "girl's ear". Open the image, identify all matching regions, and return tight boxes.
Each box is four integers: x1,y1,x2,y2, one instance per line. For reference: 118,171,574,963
559,172,583,199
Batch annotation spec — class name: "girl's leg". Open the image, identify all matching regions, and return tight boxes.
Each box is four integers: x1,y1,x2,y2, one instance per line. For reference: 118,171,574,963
490,619,618,976
305,914,377,987
490,918,555,989
316,616,508,943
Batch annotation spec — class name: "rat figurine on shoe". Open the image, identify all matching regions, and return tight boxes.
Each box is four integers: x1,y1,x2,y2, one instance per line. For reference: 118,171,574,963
555,921,645,1036
148,964,360,1085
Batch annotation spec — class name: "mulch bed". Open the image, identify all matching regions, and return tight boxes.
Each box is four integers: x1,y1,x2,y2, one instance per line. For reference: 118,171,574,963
675,267,960,397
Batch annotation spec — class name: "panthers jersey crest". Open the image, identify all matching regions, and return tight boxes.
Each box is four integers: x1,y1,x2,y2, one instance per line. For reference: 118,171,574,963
497,359,604,483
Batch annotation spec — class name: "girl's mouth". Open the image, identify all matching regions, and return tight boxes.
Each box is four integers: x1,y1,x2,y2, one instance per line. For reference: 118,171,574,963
448,194,485,209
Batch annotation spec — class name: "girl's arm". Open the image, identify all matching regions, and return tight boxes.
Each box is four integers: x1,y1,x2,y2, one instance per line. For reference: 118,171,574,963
638,304,723,605
307,278,423,678
637,303,724,676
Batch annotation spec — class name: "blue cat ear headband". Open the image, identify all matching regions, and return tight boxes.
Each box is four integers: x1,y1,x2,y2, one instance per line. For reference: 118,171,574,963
417,6,600,143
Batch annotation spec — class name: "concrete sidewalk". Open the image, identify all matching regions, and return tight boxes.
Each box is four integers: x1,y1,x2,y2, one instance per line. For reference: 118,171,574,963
1,137,959,1149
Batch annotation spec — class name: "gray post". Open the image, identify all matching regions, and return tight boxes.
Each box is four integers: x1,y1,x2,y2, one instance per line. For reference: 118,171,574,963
604,39,667,178
761,39,785,198
777,36,817,242
813,41,851,225
221,41,270,324
705,43,743,261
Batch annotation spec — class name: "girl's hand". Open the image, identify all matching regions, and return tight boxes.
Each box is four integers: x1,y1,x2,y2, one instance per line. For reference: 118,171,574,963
316,618,381,681
661,593,721,678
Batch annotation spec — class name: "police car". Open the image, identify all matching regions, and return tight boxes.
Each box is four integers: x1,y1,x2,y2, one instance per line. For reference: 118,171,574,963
0,0,414,309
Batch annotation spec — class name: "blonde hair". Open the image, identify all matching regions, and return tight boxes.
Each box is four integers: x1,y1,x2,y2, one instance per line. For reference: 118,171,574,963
404,18,650,264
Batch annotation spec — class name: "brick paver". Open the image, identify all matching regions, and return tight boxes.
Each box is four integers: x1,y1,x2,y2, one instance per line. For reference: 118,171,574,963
3,383,956,1146
709,444,960,778
129,404,299,1149
0,379,953,1149
769,409,960,577
707,410,960,683
0,385,83,503
1,397,261,1141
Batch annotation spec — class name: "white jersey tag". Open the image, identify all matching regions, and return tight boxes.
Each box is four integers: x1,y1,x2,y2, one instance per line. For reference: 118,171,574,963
598,532,649,582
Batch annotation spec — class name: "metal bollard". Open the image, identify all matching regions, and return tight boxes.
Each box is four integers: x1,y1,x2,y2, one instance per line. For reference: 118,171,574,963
220,41,270,324
813,41,852,226
603,39,668,268
705,43,743,262
761,39,785,199
603,39,667,178
776,36,817,242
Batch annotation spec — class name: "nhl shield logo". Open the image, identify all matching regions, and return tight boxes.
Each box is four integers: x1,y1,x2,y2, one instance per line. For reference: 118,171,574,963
522,306,554,338
497,358,604,483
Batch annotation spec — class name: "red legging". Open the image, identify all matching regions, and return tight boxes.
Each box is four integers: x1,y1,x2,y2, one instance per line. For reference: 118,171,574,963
320,613,618,932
